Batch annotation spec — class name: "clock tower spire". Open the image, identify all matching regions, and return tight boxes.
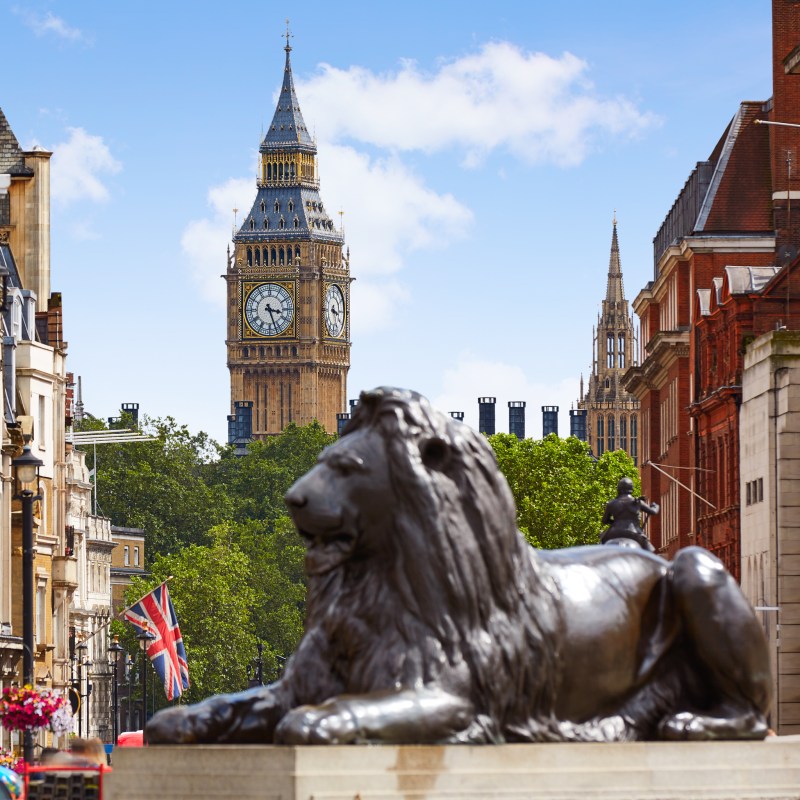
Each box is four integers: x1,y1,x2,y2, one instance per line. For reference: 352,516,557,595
225,33,351,439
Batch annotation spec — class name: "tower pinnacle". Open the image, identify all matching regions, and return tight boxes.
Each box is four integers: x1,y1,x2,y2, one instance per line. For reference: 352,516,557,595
606,215,625,304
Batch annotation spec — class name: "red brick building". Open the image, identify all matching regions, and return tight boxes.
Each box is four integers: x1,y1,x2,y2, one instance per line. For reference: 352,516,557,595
623,0,800,570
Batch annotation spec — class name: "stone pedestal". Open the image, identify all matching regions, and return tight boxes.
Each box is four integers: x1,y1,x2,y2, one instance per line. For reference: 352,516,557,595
105,738,800,800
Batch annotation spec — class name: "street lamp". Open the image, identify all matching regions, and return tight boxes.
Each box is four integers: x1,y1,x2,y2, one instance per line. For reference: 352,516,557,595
75,641,88,737
12,444,43,765
247,642,264,688
109,635,124,744
136,630,155,728
124,655,135,730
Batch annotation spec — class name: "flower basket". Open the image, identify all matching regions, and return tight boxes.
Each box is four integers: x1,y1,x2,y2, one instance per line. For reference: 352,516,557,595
0,686,72,733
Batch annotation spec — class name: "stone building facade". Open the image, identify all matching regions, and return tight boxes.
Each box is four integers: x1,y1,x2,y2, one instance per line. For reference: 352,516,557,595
0,107,74,753
578,217,639,463
225,38,351,438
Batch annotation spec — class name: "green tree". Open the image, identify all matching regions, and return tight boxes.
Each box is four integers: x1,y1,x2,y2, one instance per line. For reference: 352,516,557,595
210,421,336,523
115,541,257,707
490,433,640,549
80,415,233,558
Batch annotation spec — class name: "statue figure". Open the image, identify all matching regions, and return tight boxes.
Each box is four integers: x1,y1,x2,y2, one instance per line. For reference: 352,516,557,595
600,477,659,552
146,388,772,746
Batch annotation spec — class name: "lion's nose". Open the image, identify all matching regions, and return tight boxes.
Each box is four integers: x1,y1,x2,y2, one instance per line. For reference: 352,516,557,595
285,485,307,509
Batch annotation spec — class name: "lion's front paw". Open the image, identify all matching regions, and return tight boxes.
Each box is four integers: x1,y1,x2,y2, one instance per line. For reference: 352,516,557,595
146,706,203,744
275,704,359,745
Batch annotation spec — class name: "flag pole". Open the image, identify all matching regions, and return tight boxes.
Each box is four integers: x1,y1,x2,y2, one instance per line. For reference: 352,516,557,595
76,576,175,646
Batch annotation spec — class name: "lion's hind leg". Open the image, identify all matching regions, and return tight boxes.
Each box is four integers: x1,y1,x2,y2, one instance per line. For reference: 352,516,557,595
662,547,772,741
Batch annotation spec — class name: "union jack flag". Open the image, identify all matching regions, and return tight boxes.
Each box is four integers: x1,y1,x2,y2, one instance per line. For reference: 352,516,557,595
123,583,189,701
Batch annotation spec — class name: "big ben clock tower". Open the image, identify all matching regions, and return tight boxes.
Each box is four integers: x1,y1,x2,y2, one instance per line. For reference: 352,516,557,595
225,33,351,437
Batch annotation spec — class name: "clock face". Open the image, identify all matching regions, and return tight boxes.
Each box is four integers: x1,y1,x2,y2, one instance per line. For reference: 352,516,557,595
325,284,345,337
244,283,294,337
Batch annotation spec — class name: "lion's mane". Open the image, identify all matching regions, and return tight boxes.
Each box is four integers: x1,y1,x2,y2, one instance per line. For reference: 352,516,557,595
304,387,566,742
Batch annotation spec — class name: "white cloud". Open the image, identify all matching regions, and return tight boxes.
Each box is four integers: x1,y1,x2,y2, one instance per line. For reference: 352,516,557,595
350,279,410,335
181,177,254,304
50,128,121,205
320,144,473,276
17,10,86,42
432,352,580,439
297,42,658,167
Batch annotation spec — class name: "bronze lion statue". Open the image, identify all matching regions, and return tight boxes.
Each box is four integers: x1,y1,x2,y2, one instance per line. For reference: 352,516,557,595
146,387,772,745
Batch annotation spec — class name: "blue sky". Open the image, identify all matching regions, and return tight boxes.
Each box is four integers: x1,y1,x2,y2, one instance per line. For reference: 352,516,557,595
1,1,773,441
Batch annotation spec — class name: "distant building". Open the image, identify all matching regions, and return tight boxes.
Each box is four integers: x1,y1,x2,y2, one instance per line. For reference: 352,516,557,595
578,217,639,462
508,402,526,439
478,397,496,435
225,35,351,437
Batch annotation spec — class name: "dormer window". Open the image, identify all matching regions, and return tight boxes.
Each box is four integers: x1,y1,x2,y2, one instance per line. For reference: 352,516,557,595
288,200,294,212
274,201,280,213
260,200,266,213
279,217,285,229
249,218,255,230
293,216,299,229
263,218,269,229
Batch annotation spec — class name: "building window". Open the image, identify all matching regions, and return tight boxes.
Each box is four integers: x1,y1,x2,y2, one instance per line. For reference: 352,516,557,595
607,334,614,369
271,247,277,266
249,218,255,230
260,200,265,213
255,248,261,266
247,247,253,267
608,417,616,451
618,334,625,369
597,416,605,456
134,547,140,567
124,546,129,566
631,415,638,466
279,247,285,266
620,416,627,452
295,246,301,264
36,582,46,646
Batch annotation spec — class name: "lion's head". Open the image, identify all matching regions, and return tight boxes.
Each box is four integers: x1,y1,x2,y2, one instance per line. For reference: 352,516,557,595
285,387,563,731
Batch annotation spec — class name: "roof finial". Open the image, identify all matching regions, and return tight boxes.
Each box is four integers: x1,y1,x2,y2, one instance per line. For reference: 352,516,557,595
285,19,293,52
613,208,617,227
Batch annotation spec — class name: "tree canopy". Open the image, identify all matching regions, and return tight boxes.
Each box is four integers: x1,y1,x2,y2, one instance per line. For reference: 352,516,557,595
489,433,640,549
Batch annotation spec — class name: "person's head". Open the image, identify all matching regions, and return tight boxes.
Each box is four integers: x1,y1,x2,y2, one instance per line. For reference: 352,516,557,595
69,738,107,767
617,477,634,496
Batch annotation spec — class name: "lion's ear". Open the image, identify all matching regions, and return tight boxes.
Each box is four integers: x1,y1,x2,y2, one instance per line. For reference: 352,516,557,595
420,436,452,472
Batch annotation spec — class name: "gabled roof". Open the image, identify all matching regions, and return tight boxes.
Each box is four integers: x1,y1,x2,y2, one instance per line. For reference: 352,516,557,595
0,108,33,176
696,102,772,233
260,44,314,151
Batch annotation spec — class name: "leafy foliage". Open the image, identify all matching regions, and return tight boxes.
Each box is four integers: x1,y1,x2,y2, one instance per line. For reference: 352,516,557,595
489,433,640,549
80,415,232,556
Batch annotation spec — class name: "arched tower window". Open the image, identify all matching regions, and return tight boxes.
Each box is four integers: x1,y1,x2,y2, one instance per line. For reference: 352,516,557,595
293,216,299,229
279,217,285,229
618,334,626,368
260,200,266,213
608,416,616,451
254,248,261,266
607,334,615,368
290,162,296,180
295,246,301,263
620,416,628,452
246,247,252,267
271,247,276,266
288,199,294,212
263,218,269,229
249,218,255,231
274,200,280,213
266,164,272,181
279,163,284,180
631,415,638,465
597,416,605,456
279,247,285,266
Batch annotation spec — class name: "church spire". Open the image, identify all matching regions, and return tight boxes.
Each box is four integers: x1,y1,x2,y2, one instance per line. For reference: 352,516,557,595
606,212,625,304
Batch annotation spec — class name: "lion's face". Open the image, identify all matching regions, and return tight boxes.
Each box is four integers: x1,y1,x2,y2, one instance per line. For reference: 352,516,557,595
284,427,393,576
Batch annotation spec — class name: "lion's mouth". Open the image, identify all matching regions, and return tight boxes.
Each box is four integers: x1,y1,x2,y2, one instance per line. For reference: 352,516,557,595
300,529,359,576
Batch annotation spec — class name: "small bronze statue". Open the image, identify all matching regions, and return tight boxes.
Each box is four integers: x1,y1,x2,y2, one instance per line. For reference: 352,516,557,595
146,388,772,746
600,477,659,552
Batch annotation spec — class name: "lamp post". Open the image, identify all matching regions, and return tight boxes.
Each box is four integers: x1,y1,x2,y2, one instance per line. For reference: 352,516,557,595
109,635,124,744
247,642,264,688
125,655,135,730
136,630,155,728
75,641,88,737
12,444,43,765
